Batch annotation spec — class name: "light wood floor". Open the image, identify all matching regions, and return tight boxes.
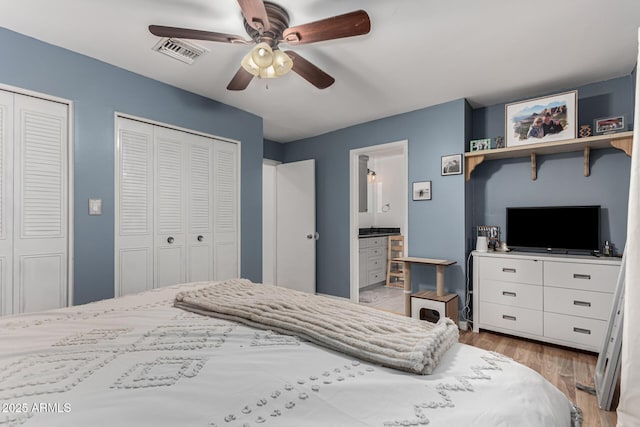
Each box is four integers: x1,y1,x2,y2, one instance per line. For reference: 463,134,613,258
359,284,404,314
459,330,617,427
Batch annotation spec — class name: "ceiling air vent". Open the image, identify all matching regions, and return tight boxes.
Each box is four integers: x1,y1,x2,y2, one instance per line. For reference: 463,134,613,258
153,38,206,64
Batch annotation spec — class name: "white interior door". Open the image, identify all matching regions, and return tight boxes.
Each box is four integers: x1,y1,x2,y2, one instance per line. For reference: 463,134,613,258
276,159,316,293
13,93,68,314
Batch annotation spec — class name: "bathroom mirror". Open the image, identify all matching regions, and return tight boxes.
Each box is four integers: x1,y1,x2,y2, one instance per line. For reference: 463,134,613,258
358,155,369,212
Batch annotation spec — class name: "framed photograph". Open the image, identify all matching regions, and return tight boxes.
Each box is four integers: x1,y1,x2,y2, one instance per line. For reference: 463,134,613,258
412,181,431,201
505,90,577,148
594,115,625,135
441,154,462,176
470,138,491,152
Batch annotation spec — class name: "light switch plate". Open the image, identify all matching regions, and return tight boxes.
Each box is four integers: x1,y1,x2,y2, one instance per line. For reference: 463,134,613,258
89,198,102,215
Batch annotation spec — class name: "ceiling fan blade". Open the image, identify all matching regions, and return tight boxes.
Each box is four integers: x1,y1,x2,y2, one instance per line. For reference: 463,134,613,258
227,67,254,91
282,10,370,45
237,0,271,32
149,25,249,44
285,51,335,89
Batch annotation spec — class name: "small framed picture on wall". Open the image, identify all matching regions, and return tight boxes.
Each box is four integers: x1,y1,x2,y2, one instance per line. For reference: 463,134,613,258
594,115,626,135
441,154,462,176
413,181,431,201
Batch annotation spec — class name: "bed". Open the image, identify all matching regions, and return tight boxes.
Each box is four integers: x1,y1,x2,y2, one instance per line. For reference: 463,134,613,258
0,280,581,426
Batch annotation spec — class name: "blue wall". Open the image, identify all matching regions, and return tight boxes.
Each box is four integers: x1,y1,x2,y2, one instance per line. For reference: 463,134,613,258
0,27,264,305
283,99,468,301
470,76,634,253
264,139,285,162
280,74,634,314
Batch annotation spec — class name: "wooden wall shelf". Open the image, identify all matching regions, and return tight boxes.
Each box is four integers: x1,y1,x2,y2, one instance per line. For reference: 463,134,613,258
464,131,633,181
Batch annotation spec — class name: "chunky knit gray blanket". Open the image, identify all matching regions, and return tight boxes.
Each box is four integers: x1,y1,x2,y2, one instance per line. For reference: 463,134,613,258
174,279,459,374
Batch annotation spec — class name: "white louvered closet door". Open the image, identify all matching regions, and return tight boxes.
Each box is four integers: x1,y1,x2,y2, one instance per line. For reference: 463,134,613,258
213,140,239,280
154,126,187,286
0,91,13,316
116,118,154,296
116,117,239,297
187,133,214,282
13,93,68,314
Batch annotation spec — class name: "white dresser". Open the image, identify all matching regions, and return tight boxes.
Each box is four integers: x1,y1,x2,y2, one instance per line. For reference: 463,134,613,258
472,251,621,352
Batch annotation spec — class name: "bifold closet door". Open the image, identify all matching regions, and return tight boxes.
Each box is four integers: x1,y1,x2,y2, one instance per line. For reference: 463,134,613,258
13,93,69,314
116,118,154,296
154,126,187,286
187,133,214,282
116,117,238,297
212,141,239,280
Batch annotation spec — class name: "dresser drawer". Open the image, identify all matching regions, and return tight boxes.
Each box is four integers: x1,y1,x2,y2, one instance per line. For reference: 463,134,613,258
367,256,385,270
544,261,619,293
368,247,385,257
544,287,613,320
479,257,542,285
360,237,387,248
544,312,606,350
479,302,542,335
480,279,542,310
368,270,386,284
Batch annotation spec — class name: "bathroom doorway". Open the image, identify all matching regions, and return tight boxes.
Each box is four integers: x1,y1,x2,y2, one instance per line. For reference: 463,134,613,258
349,140,408,314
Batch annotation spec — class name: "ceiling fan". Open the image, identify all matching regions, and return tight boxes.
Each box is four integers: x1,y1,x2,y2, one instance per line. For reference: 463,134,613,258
149,0,371,91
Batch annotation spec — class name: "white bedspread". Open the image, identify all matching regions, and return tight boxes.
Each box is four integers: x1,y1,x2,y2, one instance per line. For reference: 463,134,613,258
0,282,577,426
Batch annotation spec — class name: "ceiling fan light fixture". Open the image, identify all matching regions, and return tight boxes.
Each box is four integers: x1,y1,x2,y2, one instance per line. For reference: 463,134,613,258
251,42,274,68
241,44,292,79
272,50,293,76
241,50,260,76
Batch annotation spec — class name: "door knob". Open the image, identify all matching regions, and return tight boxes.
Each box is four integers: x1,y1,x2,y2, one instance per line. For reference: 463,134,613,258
167,237,174,244
197,235,204,242
306,232,320,240
307,234,313,239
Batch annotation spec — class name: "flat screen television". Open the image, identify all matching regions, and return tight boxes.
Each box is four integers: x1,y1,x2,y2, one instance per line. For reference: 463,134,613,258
506,206,601,253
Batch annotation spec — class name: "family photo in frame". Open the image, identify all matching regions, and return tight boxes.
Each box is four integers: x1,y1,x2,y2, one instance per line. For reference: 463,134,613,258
505,91,577,148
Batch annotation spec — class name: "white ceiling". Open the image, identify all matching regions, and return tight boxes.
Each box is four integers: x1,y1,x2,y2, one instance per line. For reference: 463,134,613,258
1,0,639,142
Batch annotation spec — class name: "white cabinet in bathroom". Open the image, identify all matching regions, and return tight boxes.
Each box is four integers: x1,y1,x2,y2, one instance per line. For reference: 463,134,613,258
358,236,388,289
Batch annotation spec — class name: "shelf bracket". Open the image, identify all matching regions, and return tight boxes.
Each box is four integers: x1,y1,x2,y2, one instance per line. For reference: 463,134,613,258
610,136,633,156
531,153,537,180
584,146,590,177
465,155,485,181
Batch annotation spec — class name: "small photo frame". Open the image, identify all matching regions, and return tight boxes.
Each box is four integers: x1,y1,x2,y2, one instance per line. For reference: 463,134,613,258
413,181,431,201
594,115,625,135
505,90,577,147
470,138,491,152
441,154,462,176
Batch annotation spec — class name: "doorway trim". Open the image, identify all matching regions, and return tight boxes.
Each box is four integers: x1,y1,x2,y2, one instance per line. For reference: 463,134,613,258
349,140,408,304
262,158,281,286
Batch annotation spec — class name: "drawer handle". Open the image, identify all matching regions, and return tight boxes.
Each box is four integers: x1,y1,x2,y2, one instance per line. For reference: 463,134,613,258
502,291,517,297
502,315,517,321
573,273,591,280
502,268,516,273
573,300,591,307
573,327,591,335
